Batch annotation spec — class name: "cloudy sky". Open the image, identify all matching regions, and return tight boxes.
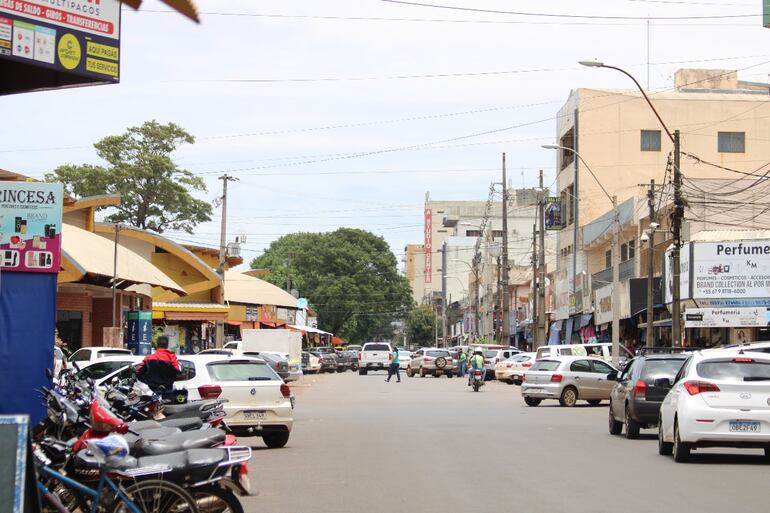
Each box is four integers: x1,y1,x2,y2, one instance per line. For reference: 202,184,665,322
3,0,769,268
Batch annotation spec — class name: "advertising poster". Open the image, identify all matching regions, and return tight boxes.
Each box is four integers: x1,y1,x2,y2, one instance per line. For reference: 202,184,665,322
663,242,691,303
126,311,152,355
594,284,613,326
692,241,770,306
0,182,63,273
544,197,564,230
424,208,432,283
684,307,766,328
0,0,121,91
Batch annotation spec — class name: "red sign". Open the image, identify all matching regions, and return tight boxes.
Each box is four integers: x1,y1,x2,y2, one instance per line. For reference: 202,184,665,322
424,209,432,283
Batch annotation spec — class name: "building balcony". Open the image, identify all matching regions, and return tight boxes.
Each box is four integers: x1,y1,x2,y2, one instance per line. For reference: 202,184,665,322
591,258,636,288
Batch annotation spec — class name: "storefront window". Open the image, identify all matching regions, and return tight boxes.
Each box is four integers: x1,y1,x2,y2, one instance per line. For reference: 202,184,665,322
56,311,83,353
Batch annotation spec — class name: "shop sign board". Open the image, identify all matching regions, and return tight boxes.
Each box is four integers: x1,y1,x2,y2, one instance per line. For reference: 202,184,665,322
555,269,569,320
684,307,766,328
594,284,613,326
126,311,152,355
544,197,564,230
664,242,691,303
692,241,770,305
0,0,120,95
0,181,62,273
424,208,432,283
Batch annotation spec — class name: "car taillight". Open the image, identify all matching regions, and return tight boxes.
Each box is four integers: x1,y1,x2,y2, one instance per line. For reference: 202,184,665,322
280,384,291,398
505,363,513,368
550,374,563,383
633,380,647,398
522,362,532,368
198,384,222,399
734,357,753,363
683,380,720,395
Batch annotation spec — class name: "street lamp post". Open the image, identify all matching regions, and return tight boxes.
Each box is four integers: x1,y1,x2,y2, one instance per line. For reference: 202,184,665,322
542,144,621,366
579,59,683,349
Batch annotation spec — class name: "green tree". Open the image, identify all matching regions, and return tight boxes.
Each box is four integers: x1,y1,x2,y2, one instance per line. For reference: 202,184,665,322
46,120,211,233
250,228,413,344
405,305,436,347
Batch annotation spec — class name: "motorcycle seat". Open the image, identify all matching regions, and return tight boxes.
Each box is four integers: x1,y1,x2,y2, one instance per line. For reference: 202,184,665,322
132,429,226,457
160,417,204,431
162,402,203,416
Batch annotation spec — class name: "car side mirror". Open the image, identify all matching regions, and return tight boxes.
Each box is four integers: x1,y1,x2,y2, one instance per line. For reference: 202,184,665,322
606,371,618,381
654,377,673,388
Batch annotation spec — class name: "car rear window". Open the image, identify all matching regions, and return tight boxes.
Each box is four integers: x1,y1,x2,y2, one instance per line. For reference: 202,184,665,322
641,359,686,380
697,358,770,381
206,361,278,381
427,350,449,357
511,355,530,362
531,360,561,372
364,344,390,351
484,350,498,358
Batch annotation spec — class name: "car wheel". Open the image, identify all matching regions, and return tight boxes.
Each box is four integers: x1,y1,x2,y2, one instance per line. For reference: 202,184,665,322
406,367,414,378
673,420,690,463
587,399,602,406
624,404,640,439
658,415,673,455
524,397,541,407
263,432,290,449
446,372,453,378
559,386,578,407
359,369,367,376
608,406,622,435
419,367,426,378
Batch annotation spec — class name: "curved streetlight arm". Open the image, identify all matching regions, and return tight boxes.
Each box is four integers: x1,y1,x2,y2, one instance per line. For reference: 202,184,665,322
542,144,614,206
582,61,674,144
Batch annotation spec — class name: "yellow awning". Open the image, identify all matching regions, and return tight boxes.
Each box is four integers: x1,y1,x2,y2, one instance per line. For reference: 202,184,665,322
224,271,298,308
62,224,184,294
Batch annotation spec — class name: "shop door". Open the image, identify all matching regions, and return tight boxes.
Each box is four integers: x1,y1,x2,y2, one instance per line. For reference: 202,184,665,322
56,310,82,353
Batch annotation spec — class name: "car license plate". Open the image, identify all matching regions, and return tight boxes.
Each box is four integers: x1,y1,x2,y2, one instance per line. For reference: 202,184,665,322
527,388,542,394
244,410,267,420
729,421,760,432
373,363,382,367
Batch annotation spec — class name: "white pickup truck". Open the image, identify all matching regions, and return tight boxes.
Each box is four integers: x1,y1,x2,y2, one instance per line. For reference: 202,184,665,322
358,342,392,375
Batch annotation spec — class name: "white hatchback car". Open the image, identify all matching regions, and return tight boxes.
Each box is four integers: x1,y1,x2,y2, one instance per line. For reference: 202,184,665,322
495,352,536,384
658,350,770,462
69,347,133,366
397,349,413,370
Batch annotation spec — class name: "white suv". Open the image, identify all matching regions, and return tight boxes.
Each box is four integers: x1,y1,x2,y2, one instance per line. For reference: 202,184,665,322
358,342,392,375
659,349,770,462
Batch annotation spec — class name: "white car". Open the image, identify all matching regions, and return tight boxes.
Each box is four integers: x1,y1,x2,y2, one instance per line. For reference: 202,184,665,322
75,355,143,384
483,348,522,379
69,347,133,366
178,354,294,448
398,349,413,370
495,352,536,384
658,350,770,462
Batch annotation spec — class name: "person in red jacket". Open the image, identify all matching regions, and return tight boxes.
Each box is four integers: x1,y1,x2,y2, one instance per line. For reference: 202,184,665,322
136,336,181,394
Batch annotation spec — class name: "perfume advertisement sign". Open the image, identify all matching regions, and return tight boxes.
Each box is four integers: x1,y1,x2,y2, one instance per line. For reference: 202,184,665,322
0,182,63,273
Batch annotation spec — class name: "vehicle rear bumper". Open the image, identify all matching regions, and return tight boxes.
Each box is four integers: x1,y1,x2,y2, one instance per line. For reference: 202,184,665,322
521,383,561,399
629,399,663,426
679,402,770,445
224,404,294,432
363,362,389,370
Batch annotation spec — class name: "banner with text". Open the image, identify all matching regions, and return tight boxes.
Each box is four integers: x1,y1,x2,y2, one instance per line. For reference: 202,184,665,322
684,307,767,328
692,240,770,306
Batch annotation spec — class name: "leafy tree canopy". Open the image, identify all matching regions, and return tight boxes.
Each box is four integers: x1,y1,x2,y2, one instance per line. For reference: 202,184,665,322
405,305,436,347
46,120,212,233
250,228,413,344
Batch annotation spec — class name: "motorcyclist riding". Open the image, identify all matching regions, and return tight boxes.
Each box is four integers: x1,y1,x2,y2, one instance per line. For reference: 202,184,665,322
136,335,181,398
468,346,485,386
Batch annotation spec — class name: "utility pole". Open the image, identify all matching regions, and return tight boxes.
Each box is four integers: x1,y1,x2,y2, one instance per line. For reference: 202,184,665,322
611,195,620,366
501,153,510,346
537,170,546,350
646,179,656,349
216,174,238,348
671,130,683,348
531,223,538,351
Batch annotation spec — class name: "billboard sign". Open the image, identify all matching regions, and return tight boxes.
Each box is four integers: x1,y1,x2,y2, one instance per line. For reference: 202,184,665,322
664,242,691,303
684,307,766,328
594,284,613,326
544,197,563,230
0,0,120,95
692,241,770,304
0,182,63,273
424,208,432,283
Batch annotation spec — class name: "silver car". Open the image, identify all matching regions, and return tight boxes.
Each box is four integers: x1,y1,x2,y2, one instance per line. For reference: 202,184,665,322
407,348,456,378
521,356,618,407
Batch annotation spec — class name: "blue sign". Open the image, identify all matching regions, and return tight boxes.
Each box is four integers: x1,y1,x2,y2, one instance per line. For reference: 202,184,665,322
127,311,152,355
297,297,309,309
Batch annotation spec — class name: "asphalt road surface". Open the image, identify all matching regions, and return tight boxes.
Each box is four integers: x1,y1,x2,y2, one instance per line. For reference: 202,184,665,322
242,370,770,513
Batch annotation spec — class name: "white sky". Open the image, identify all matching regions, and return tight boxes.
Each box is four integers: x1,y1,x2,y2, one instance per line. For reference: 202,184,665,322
3,0,769,269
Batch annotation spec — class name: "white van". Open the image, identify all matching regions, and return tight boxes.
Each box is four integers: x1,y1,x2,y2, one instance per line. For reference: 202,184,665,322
535,343,633,365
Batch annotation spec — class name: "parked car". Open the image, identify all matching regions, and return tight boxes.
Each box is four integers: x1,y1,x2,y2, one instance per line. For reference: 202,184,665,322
397,349,413,370
346,345,363,353
658,350,770,462
257,351,302,381
495,352,536,384
608,354,688,439
243,351,290,381
535,343,633,368
68,347,133,366
309,348,338,373
483,348,522,379
302,351,322,374
358,342,392,375
75,355,143,384
407,348,456,378
177,354,294,447
334,350,356,372
521,356,617,407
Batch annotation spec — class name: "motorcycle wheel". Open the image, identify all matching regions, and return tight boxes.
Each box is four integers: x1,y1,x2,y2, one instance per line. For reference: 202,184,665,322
193,486,244,513
112,480,199,513
473,381,480,392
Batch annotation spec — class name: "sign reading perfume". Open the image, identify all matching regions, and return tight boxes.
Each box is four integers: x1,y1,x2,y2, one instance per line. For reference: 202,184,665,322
684,307,766,328
0,182,63,273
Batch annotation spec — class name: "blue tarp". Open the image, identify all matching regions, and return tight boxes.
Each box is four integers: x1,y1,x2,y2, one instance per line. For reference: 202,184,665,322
0,272,56,424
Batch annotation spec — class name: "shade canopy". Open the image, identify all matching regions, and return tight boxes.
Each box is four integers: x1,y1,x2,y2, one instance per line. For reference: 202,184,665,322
224,271,298,309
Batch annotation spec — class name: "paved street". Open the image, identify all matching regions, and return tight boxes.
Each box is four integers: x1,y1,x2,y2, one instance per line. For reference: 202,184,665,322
243,372,770,513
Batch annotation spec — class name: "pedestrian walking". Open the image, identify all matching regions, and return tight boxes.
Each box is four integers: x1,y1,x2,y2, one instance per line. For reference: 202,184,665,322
458,349,467,377
386,345,401,383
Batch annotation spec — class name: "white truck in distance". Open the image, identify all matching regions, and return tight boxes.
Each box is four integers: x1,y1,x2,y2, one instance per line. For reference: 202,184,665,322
358,342,392,375
225,329,302,363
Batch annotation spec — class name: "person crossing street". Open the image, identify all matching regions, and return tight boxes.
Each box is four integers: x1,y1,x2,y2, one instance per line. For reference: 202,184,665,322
386,345,401,383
